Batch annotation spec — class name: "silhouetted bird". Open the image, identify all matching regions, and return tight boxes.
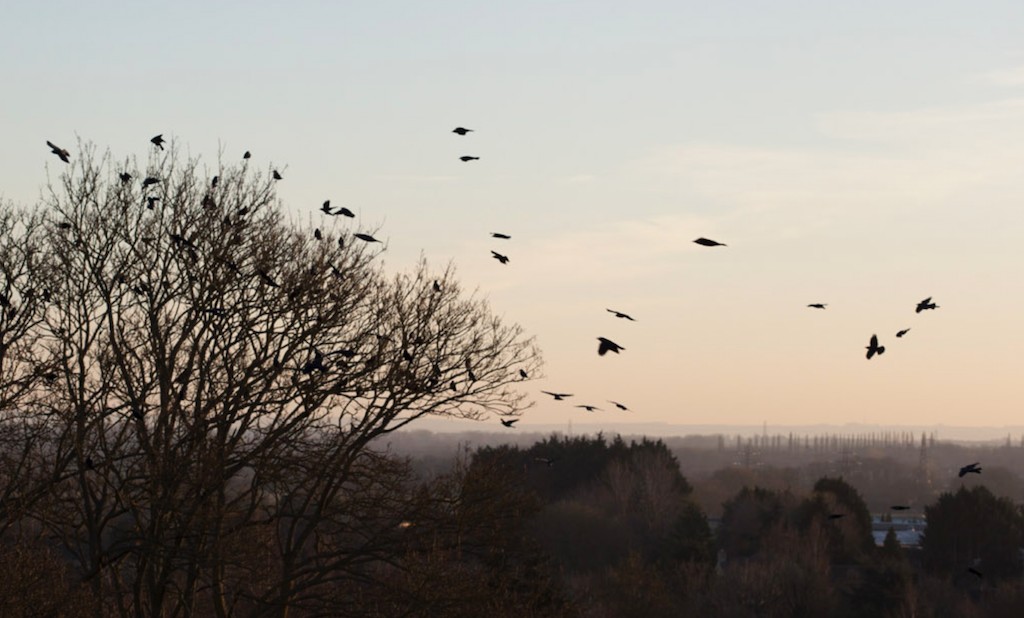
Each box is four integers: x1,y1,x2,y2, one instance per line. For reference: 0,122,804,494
519,369,528,379
807,303,827,309
891,505,911,511
211,175,219,188
491,251,509,264
597,337,624,356
693,237,726,247
609,401,629,411
827,513,845,520
491,232,511,239
866,334,885,360
500,418,518,428
314,229,322,240
142,177,160,188
542,391,572,401
959,462,982,477
146,197,160,210
967,567,983,579
459,156,480,162
576,404,600,412
916,297,938,313
607,309,635,321
119,172,132,184
337,206,355,217
243,151,251,159
354,233,381,243
452,127,473,135
338,236,345,249
46,141,70,163
433,280,441,292
301,349,326,374
85,457,95,470
320,200,333,214
272,170,283,180
151,134,165,150
896,328,910,338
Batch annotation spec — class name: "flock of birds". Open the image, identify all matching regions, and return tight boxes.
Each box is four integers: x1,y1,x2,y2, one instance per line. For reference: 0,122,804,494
44,134,989,576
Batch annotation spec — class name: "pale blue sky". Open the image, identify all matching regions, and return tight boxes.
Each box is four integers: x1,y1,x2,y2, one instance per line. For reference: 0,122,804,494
4,1,1024,427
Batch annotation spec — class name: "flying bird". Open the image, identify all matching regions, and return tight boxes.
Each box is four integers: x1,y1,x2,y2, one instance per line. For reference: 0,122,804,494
866,334,885,360
607,309,635,321
459,156,480,162
336,206,355,217
321,201,333,214
272,170,283,180
896,328,910,338
609,401,629,411
915,297,938,313
827,513,845,520
890,505,911,511
597,337,624,356
142,177,160,188
491,232,511,239
491,251,509,264
119,172,132,184
541,391,572,401
967,567,983,579
807,303,827,309
576,405,600,412
354,233,381,243
500,418,518,428
693,237,726,247
452,127,474,135
959,462,982,477
150,134,165,150
46,141,70,163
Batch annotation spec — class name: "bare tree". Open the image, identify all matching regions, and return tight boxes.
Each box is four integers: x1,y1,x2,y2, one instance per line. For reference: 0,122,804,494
1,142,540,617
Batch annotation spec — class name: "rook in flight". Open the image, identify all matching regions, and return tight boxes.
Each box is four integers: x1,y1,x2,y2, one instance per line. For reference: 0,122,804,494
607,309,635,321
541,391,572,401
866,334,885,360
452,127,473,135
896,328,910,338
459,156,480,162
150,134,165,150
46,141,70,163
119,172,132,184
354,233,381,243
491,232,511,239
576,404,600,412
609,401,629,411
694,237,726,247
500,418,518,428
916,297,939,313
142,177,160,188
321,201,332,214
807,303,827,309
491,250,509,264
959,462,982,477
597,337,624,356
337,206,355,217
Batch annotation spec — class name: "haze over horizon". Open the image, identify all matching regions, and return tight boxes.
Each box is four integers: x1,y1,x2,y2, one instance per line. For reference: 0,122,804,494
4,1,1024,428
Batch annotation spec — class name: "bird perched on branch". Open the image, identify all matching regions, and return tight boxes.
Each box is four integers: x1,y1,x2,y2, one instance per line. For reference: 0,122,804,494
607,309,635,321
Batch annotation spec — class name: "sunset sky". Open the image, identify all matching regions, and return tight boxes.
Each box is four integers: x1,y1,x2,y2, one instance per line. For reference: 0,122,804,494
3,1,1024,428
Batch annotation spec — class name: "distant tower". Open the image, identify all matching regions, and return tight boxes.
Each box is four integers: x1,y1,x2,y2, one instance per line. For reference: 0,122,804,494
918,433,932,488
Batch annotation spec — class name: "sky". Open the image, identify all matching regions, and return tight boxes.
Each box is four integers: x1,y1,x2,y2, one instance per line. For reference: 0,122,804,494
3,1,1024,429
